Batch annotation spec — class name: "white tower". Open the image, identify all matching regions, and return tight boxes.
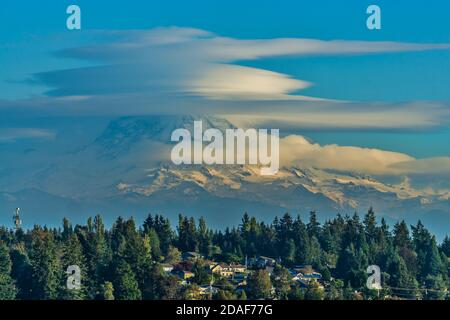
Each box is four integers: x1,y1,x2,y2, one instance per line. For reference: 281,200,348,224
13,208,22,230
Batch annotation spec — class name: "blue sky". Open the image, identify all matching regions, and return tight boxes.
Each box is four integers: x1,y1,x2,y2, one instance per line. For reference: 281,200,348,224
1,0,450,159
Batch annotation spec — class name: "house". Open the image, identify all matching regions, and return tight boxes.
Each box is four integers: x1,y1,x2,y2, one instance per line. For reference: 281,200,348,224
255,256,276,268
295,278,310,288
161,263,174,273
182,251,203,261
292,265,322,280
211,263,234,278
229,264,247,273
210,263,248,278
290,265,323,287
210,263,225,275
199,285,219,297
204,260,218,271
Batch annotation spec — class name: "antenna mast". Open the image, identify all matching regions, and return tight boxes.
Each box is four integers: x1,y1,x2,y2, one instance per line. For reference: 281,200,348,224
13,208,22,230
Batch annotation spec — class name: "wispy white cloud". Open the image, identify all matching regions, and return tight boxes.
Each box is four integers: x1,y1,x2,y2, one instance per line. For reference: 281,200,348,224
2,27,450,132
279,134,414,175
223,101,450,130
0,128,55,142
34,27,450,101
278,134,450,176
187,64,326,101
61,27,450,62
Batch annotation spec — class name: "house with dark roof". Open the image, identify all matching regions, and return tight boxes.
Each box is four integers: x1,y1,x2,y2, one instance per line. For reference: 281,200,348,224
255,256,276,268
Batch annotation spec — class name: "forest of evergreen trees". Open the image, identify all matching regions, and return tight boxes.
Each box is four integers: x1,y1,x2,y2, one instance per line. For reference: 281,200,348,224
0,208,449,300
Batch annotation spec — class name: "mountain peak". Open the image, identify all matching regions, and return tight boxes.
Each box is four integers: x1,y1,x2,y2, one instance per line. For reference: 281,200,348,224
96,114,234,144
92,114,235,158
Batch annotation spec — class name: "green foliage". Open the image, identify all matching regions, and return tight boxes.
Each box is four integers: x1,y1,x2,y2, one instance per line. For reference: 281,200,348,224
0,241,12,274
140,263,182,300
247,270,272,299
424,275,447,300
177,215,199,252
393,220,411,249
0,209,448,300
60,232,87,299
325,279,344,300
29,228,61,299
165,245,181,265
111,259,142,300
287,285,305,300
75,215,110,297
147,229,161,258
440,235,450,257
144,214,173,255
101,281,115,300
0,242,16,300
215,289,237,300
0,274,17,300
387,252,419,299
192,261,211,285
336,244,368,288
305,280,325,300
9,244,32,299
238,290,247,300
271,264,291,299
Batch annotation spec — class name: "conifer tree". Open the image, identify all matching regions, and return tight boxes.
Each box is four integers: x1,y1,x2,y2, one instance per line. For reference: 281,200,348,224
440,235,450,257
60,233,87,300
271,264,291,299
9,244,33,299
0,241,17,300
29,228,61,300
111,259,142,300
247,270,271,299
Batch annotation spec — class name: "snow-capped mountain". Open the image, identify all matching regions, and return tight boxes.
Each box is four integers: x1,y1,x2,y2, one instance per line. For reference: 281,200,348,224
115,162,447,219
1,115,449,237
91,115,235,159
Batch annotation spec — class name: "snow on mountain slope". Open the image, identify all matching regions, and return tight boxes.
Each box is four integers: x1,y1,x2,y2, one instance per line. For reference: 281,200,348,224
115,163,443,213
92,115,235,159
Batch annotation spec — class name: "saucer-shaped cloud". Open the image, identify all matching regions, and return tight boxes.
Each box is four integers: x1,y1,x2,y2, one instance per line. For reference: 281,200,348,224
34,27,450,101
279,135,450,176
